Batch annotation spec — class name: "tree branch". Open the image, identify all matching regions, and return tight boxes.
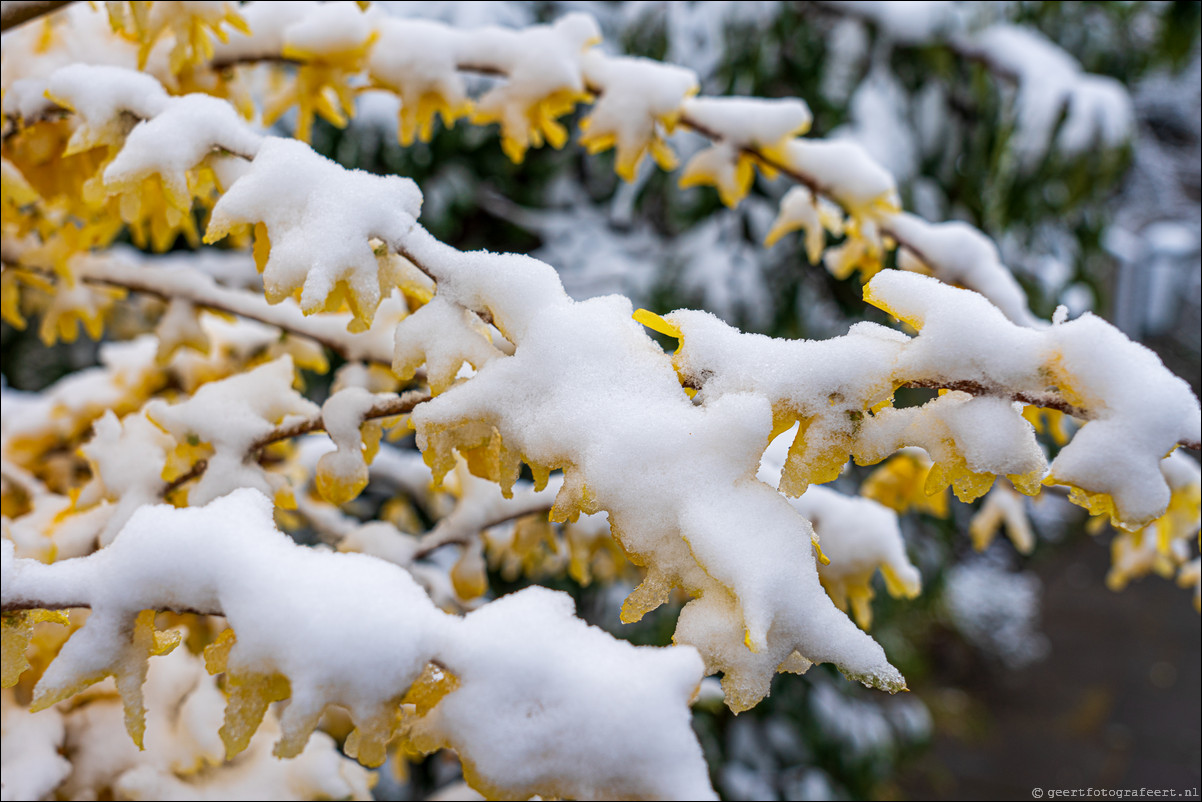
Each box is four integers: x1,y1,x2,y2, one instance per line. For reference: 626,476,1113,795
412,504,555,560
898,379,1200,451
7,255,395,366
163,391,432,497
0,0,71,33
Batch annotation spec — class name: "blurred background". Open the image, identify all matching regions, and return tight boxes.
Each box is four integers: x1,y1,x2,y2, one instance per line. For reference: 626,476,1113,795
3,2,1199,799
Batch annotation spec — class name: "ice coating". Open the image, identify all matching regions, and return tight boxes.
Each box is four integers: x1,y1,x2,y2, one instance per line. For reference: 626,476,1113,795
1,490,716,799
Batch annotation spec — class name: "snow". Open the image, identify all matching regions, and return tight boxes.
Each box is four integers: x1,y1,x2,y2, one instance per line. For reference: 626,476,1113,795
208,1,317,62
44,64,169,151
782,137,899,213
2,4,1198,799
403,232,907,705
1,489,716,800
280,1,377,58
944,558,1049,668
409,587,715,801
964,24,1135,165
0,690,71,802
580,51,699,179
824,0,967,45
885,211,1040,327
206,137,423,328
52,648,374,801
103,93,264,201
682,96,812,146
144,356,319,506
866,270,1199,524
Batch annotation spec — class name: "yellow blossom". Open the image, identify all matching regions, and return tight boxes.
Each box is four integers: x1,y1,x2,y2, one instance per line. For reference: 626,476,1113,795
579,103,689,183
473,88,593,164
861,450,950,518
37,280,127,345
106,1,251,74
267,34,378,143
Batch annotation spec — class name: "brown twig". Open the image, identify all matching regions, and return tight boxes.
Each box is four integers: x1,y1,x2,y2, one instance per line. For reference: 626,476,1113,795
412,504,555,560
898,379,1200,451
0,0,71,33
162,391,432,497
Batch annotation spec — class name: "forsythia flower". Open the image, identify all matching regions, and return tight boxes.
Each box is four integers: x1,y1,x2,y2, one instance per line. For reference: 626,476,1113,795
367,18,473,147
37,280,127,345
1022,405,1074,446
578,53,699,182
765,185,846,261
106,1,251,74
969,484,1036,554
30,610,181,749
824,215,890,283
469,14,600,164
678,96,812,207
265,2,378,143
861,449,951,518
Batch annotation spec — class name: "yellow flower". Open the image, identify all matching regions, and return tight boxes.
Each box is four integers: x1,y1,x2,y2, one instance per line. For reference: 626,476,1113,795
267,23,379,143
106,1,251,74
579,110,684,182
577,55,698,182
473,87,594,164
764,185,845,261
30,609,181,749
1022,405,1074,446
969,484,1035,554
677,97,811,207
37,280,127,345
824,216,890,283
860,450,950,518
679,142,761,208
